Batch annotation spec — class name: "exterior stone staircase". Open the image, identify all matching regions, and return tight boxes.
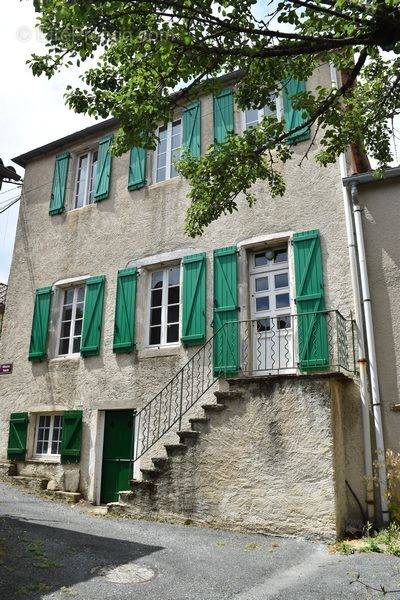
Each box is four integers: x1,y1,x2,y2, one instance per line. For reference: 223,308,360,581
108,386,244,518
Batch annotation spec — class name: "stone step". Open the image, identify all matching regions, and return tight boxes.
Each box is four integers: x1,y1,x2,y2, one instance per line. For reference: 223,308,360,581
164,443,187,457
0,462,17,477
151,456,169,469
107,501,128,515
53,491,82,504
177,430,199,445
140,467,161,481
131,479,156,491
201,403,226,413
214,390,243,402
119,491,135,504
189,416,209,431
11,476,49,492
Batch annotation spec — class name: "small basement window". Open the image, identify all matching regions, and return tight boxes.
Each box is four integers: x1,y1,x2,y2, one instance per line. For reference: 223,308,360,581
34,414,63,458
74,149,98,208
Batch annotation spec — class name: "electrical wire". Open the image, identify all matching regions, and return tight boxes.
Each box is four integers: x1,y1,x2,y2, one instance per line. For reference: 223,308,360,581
0,196,20,214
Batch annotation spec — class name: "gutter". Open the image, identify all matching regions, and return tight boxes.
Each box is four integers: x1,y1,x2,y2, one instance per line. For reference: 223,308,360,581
330,64,375,522
343,166,400,187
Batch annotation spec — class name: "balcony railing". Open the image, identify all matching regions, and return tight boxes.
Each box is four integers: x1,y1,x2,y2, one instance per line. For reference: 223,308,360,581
132,309,355,466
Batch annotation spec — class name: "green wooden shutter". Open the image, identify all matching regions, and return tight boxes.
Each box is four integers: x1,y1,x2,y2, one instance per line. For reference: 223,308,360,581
282,78,310,144
181,253,206,346
182,100,201,158
113,267,138,353
128,147,147,190
213,246,239,374
80,276,105,357
293,229,329,371
7,412,28,460
28,286,52,361
94,134,113,201
49,152,70,215
60,410,82,463
213,88,234,144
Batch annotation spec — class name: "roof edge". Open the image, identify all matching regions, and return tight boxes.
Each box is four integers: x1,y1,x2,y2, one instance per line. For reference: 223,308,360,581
12,71,244,169
343,166,400,187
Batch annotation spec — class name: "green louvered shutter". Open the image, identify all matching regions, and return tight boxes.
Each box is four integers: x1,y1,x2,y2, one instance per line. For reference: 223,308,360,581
182,100,201,158
113,268,138,353
94,135,113,201
293,229,329,371
128,147,147,190
7,413,28,460
28,286,52,361
49,152,70,215
282,78,310,144
80,276,105,357
213,246,239,374
60,410,82,463
213,88,234,144
181,253,206,346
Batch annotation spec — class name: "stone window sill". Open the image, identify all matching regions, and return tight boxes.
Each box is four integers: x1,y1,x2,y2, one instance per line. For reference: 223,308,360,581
49,355,81,366
26,458,61,465
147,176,183,190
138,345,182,359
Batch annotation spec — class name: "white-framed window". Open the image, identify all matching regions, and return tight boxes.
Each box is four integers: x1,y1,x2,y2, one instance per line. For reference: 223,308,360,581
148,265,180,346
74,149,98,208
57,284,86,356
243,94,279,130
34,414,63,458
155,119,182,183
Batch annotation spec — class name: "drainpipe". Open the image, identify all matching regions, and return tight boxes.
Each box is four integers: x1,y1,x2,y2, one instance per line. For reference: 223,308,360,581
330,65,375,521
351,183,389,524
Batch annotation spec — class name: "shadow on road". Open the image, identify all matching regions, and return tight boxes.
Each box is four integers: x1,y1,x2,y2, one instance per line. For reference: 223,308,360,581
0,513,163,599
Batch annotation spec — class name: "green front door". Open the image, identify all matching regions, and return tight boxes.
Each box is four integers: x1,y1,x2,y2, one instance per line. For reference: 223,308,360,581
100,410,135,504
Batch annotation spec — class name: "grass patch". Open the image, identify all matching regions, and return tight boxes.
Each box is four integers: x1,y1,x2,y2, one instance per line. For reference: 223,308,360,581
245,542,261,551
332,522,400,556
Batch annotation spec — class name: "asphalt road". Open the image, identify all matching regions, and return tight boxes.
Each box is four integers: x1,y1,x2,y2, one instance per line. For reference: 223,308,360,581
1,481,400,599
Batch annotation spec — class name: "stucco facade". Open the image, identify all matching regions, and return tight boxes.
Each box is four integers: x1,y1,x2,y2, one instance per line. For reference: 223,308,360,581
0,64,369,536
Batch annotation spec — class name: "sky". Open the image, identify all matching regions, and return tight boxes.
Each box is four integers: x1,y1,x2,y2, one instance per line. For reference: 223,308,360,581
0,1,96,284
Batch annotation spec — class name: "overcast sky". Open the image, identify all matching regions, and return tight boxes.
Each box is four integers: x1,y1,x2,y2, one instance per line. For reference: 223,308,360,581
0,1,96,283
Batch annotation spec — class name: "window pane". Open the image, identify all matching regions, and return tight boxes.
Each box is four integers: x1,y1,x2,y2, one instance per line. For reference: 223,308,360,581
89,150,98,203
255,277,268,292
60,321,71,338
167,323,179,343
75,304,84,320
77,286,85,302
256,318,270,332
72,337,81,354
64,288,74,305
58,338,69,355
170,150,181,178
167,305,179,324
151,271,163,289
278,315,291,329
151,289,162,307
168,286,179,304
263,94,277,118
150,327,161,345
75,154,89,208
171,120,181,148
276,293,290,308
74,319,82,336
156,166,167,183
168,267,180,286
256,296,270,312
62,306,73,321
254,252,268,267
157,152,167,169
274,249,288,263
150,307,162,326
275,273,289,288
245,108,259,129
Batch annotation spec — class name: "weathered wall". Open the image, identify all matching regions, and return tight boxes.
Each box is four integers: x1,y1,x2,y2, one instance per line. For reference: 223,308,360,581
357,180,400,455
0,63,358,505
123,376,359,539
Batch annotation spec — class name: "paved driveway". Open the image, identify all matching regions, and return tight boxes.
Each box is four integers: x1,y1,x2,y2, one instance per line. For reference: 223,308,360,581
1,481,400,599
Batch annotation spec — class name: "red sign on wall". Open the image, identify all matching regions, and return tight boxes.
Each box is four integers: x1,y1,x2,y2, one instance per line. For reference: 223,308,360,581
0,364,13,374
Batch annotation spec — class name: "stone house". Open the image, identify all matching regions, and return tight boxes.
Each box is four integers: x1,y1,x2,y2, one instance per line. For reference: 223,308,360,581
0,65,392,539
